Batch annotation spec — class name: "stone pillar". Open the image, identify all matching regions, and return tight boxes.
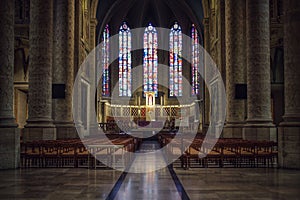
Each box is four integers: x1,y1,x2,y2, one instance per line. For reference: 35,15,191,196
0,0,20,169
203,18,210,132
223,0,246,138
89,18,99,136
53,0,77,139
89,18,98,49
243,0,276,141
24,0,56,141
278,0,300,169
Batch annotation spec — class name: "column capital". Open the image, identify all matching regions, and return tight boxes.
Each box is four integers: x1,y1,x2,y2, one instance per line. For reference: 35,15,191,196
203,18,210,26
90,18,98,27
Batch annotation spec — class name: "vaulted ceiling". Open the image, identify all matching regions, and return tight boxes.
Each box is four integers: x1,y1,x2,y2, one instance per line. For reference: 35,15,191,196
96,0,204,41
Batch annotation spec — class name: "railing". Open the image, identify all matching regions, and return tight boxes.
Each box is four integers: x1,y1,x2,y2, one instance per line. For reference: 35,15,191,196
104,103,197,119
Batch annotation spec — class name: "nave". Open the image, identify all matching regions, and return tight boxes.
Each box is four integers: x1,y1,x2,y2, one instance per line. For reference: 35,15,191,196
1,1,300,199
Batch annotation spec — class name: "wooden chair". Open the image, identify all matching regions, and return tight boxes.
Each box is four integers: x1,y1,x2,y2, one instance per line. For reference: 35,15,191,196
24,141,42,168
42,142,60,167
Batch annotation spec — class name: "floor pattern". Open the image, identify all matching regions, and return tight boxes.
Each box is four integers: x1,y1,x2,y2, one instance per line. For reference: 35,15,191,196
0,141,299,199
109,141,186,200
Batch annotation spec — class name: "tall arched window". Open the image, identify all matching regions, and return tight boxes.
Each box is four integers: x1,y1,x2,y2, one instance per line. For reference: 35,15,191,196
102,24,110,96
143,23,158,96
119,22,132,97
191,24,200,95
169,22,183,97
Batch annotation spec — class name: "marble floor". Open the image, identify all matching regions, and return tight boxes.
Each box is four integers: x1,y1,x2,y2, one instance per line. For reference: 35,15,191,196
0,168,122,199
0,168,299,200
113,141,182,200
0,141,299,200
175,168,300,200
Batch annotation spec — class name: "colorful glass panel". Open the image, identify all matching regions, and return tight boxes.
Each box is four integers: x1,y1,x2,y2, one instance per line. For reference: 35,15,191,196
169,22,182,97
102,24,110,96
119,22,132,97
143,23,158,97
191,24,200,95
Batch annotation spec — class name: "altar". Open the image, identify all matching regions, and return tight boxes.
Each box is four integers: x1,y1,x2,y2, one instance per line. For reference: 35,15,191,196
128,125,163,139
145,91,156,121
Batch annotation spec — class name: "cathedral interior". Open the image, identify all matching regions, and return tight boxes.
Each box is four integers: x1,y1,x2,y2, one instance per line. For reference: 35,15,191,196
0,0,299,199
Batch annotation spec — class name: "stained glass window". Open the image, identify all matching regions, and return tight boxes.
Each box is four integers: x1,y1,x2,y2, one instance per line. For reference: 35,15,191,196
169,22,183,97
143,23,158,97
102,24,110,96
119,22,132,97
191,24,200,95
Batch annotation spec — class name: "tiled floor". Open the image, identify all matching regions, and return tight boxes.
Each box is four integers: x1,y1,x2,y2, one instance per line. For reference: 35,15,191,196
114,168,181,200
0,168,122,200
0,167,299,200
114,141,181,200
175,168,300,200
0,141,299,200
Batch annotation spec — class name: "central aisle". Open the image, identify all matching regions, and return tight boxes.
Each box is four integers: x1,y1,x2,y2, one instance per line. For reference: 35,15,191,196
110,141,185,200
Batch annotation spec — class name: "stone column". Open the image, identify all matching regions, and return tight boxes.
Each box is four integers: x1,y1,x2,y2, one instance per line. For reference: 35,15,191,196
243,0,276,141
278,0,300,169
88,18,99,136
203,18,210,132
0,0,20,169
89,18,98,49
223,0,246,138
53,0,76,139
24,0,56,141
